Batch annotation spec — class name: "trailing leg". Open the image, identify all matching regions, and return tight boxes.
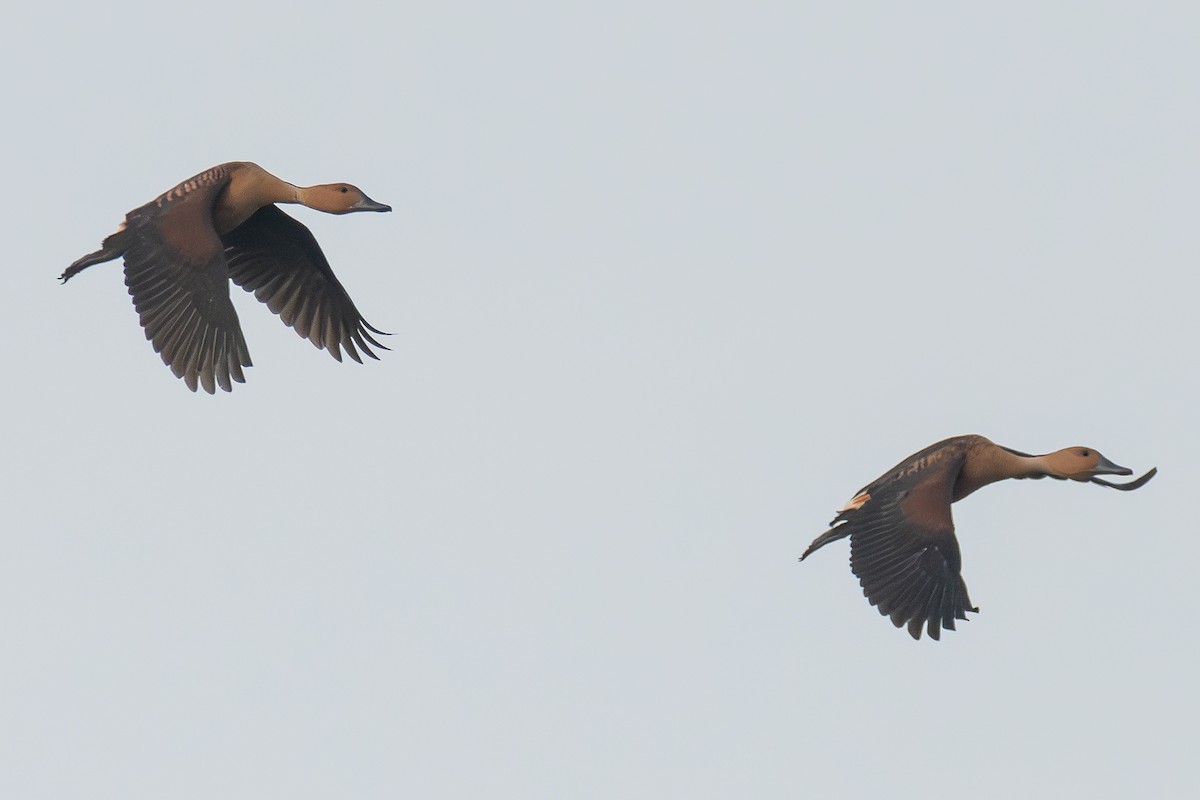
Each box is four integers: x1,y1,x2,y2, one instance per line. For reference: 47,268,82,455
61,228,129,283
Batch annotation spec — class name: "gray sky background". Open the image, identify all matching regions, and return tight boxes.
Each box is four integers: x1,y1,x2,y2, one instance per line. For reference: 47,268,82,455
2,2,1196,798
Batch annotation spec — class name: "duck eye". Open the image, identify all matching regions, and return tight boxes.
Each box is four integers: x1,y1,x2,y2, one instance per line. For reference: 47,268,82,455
1081,450,1090,457
340,187,349,193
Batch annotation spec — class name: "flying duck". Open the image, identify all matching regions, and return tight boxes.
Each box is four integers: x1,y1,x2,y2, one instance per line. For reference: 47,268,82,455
62,162,391,393
801,435,1156,640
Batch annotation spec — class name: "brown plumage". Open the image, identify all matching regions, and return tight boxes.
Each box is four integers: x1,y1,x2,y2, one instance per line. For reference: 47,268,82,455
801,435,1156,641
62,162,391,393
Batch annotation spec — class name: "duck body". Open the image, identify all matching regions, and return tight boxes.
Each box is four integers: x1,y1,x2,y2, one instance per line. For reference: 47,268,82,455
802,435,1155,640
62,162,392,393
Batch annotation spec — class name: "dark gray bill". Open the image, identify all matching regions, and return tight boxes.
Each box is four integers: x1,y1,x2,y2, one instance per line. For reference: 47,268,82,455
1093,454,1133,476
352,194,392,212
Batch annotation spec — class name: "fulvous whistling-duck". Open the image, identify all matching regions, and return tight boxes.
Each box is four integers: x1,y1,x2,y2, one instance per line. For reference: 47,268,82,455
62,162,391,393
801,435,1156,640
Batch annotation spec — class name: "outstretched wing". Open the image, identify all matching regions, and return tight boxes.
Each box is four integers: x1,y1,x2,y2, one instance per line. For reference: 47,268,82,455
122,168,252,393
223,205,389,364
812,439,979,640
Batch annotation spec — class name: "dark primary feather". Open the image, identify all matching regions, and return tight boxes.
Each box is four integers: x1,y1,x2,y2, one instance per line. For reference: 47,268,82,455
223,205,389,363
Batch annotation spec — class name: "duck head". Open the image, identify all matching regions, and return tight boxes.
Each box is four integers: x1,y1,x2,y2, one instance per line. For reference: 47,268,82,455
302,183,392,214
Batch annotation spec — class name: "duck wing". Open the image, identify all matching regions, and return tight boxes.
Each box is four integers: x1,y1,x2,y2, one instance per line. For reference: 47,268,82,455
812,439,980,640
223,205,389,364
121,168,252,393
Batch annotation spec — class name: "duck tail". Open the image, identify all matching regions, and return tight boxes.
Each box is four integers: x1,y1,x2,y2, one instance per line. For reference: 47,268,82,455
61,227,129,283
800,524,850,561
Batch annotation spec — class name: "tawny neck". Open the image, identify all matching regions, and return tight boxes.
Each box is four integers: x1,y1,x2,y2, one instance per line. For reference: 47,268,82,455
213,163,298,233
253,169,300,205
953,442,1052,501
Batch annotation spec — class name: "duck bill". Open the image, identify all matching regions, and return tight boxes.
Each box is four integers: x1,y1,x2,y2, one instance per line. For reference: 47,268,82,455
352,194,392,212
1092,455,1132,477
1090,467,1158,491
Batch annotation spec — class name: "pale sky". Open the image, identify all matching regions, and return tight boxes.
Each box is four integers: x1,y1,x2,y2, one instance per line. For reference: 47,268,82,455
2,2,1196,798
